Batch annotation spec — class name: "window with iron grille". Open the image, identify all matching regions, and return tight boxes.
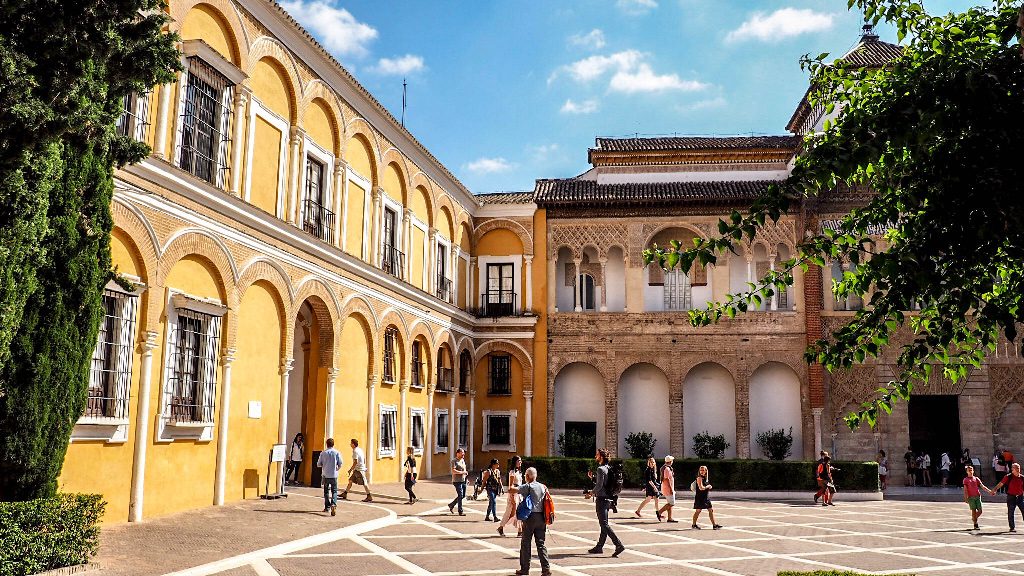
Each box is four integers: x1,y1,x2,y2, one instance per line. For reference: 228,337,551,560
410,340,423,388
383,327,398,383
459,350,471,394
302,156,335,243
436,348,453,392
488,355,512,396
379,405,397,458
410,409,424,454
85,290,138,420
487,415,511,446
381,207,404,278
435,243,451,301
165,308,221,424
177,57,233,187
457,412,469,448
436,411,449,450
116,91,151,143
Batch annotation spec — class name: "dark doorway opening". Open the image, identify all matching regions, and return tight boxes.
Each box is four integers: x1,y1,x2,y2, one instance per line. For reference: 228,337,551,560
908,395,962,483
563,421,598,457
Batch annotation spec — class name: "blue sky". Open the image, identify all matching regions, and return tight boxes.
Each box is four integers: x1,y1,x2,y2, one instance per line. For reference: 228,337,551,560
280,0,978,193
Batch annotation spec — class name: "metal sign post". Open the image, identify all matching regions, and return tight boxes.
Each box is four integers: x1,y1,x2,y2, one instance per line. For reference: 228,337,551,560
260,443,288,500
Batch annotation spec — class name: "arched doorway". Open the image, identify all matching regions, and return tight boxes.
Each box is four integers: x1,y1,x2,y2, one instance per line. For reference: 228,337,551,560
683,363,736,458
553,363,605,457
749,362,804,459
287,298,333,486
617,363,670,458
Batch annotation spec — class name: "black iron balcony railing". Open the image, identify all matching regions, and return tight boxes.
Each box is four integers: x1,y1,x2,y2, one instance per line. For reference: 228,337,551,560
436,276,453,303
476,290,518,318
302,198,335,244
381,244,405,279
436,367,453,392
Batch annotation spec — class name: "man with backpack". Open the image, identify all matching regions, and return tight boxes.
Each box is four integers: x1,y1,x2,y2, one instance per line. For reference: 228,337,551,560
585,448,625,558
515,467,551,576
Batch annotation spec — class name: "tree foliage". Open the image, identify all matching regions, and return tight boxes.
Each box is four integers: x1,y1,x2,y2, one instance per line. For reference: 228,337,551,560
646,0,1024,430
624,431,657,459
0,0,179,500
691,431,730,460
755,427,795,461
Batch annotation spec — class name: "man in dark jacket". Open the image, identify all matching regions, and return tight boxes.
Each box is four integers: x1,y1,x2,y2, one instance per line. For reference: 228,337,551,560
586,448,625,557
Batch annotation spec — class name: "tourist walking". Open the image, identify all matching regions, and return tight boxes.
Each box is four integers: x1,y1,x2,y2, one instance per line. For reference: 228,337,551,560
635,457,662,520
499,456,523,536
403,447,417,504
449,447,468,515
586,448,625,557
815,451,831,503
991,462,1024,532
818,454,836,506
656,455,677,523
962,465,993,530
316,438,343,516
692,465,722,530
482,458,503,521
940,451,951,487
921,452,932,486
904,446,917,486
340,438,372,502
515,467,551,576
287,432,304,485
877,450,889,491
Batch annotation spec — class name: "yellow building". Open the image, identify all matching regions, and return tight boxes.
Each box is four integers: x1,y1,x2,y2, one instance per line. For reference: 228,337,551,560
59,0,547,523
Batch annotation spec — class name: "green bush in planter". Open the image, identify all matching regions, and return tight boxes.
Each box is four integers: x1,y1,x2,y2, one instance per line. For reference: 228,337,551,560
692,431,730,459
0,493,104,576
624,432,656,459
756,427,794,460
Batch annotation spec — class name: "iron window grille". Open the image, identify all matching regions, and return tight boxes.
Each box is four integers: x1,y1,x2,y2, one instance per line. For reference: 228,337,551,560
436,412,449,448
487,415,511,446
165,308,221,424
302,157,335,243
457,413,469,448
436,366,453,393
480,263,516,316
435,244,452,302
410,341,423,388
381,208,404,279
85,290,138,420
380,407,397,457
177,57,233,187
410,411,424,452
459,350,471,394
116,91,151,143
663,269,692,311
383,327,398,383
488,355,512,396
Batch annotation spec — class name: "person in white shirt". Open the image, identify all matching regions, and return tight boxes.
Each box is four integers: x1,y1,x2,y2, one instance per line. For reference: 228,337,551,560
922,452,932,487
940,452,952,486
340,438,373,502
287,432,304,485
316,438,343,516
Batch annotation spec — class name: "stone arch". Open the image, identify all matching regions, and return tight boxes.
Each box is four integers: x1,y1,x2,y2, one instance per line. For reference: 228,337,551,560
473,218,533,256
343,120,380,185
246,43,301,124
553,362,607,456
474,339,533,392
234,277,290,362
299,81,346,154
617,362,671,458
292,276,342,326
294,294,336,368
236,257,295,305
173,0,248,67
339,293,380,336
379,308,408,382
111,195,160,267
158,229,238,297
380,154,410,206
434,195,457,241
682,361,738,458
749,361,805,459
339,308,377,387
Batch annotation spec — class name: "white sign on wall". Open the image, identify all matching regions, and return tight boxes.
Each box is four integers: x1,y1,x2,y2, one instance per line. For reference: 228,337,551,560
248,400,262,419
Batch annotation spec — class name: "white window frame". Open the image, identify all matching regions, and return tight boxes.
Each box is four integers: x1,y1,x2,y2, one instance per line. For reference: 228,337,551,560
434,408,450,454
298,138,334,232
342,168,371,258
409,407,425,456
243,98,289,219
378,404,398,459
410,216,428,288
457,409,470,449
482,409,517,452
478,255,521,312
380,194,404,266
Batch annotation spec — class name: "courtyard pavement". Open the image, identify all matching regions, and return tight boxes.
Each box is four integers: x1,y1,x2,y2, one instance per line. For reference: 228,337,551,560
95,480,1024,576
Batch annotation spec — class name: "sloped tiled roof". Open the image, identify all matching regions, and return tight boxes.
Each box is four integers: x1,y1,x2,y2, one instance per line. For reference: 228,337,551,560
475,191,535,205
593,135,801,153
840,37,904,68
533,179,773,207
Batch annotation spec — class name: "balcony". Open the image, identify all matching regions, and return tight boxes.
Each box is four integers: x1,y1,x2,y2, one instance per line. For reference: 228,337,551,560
302,198,335,244
475,290,519,318
381,244,405,279
436,367,453,392
436,276,453,303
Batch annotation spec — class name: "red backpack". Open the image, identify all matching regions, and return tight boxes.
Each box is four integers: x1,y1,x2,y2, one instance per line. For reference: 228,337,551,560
542,490,555,525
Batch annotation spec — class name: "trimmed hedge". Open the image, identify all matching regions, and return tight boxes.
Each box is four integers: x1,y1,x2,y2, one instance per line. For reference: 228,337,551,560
522,457,879,492
0,494,104,576
779,573,914,576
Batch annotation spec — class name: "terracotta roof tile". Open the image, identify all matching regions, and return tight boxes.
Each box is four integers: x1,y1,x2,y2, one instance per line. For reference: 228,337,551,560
533,179,773,207
592,135,800,153
475,192,535,205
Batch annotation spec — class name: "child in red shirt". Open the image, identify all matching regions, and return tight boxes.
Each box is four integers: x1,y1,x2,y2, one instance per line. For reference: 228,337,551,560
962,465,992,530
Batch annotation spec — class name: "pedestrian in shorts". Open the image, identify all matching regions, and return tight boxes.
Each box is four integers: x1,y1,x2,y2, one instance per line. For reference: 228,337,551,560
962,465,992,530
656,455,677,523
340,438,373,502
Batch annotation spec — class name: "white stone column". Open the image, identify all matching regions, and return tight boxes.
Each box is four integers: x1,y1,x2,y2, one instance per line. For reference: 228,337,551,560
277,358,294,493
469,391,476,470
370,188,383,266
287,127,304,224
332,160,345,247
769,254,778,311
599,258,608,312
326,368,338,439
402,208,413,280
469,257,478,309
214,347,237,506
452,247,461,306
524,255,534,313
812,407,824,456
366,375,377,484
449,392,457,454
129,330,159,523
228,90,249,195
399,379,409,479
524,390,533,456
427,228,438,295
746,255,754,285
426,387,434,478
573,259,583,312
547,256,557,314
152,83,173,160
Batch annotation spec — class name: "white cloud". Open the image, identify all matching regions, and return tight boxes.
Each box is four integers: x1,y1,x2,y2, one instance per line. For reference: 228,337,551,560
529,144,561,161
561,50,644,83
725,8,835,43
464,157,515,175
279,0,378,58
610,63,708,93
569,29,606,50
678,96,727,112
371,54,425,75
560,99,599,114
617,0,658,15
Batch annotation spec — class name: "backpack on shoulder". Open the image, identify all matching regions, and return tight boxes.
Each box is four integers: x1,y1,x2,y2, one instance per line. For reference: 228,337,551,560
517,491,536,521
608,461,625,497
543,490,555,525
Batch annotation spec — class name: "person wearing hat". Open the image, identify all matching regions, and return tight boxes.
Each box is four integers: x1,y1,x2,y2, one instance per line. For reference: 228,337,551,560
656,455,678,523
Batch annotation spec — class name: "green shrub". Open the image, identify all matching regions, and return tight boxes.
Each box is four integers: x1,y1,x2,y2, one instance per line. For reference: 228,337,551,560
522,456,879,492
624,432,656,459
556,429,595,458
756,427,794,460
692,431,730,459
0,494,104,575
